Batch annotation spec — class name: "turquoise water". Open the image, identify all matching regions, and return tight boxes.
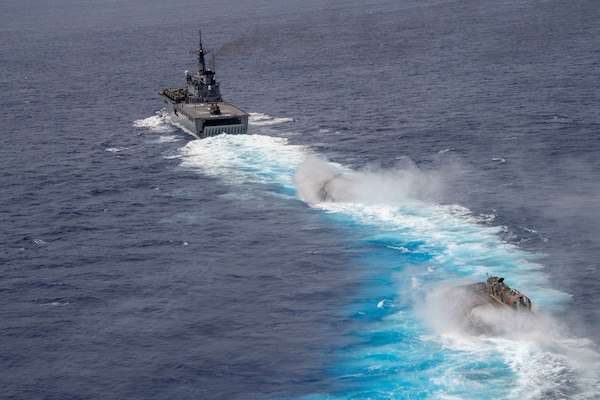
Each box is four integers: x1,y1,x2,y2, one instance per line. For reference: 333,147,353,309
136,114,600,399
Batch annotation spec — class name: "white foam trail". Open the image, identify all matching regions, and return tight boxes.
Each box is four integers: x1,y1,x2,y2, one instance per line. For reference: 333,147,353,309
433,332,600,400
166,133,598,398
41,301,70,306
293,156,572,307
178,134,306,187
132,111,178,134
249,112,295,126
414,281,600,399
104,147,128,153
155,135,183,143
175,139,571,308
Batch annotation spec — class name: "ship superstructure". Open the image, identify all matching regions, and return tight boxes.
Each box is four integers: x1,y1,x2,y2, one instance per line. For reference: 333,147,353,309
158,31,248,138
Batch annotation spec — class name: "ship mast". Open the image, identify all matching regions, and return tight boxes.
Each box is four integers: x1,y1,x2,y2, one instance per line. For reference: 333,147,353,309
195,29,208,75
184,30,222,103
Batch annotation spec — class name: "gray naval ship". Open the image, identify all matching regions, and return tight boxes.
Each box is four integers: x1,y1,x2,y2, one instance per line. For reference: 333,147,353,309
158,31,249,138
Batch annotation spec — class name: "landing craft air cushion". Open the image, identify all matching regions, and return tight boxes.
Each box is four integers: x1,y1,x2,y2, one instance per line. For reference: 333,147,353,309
459,275,533,333
158,31,249,138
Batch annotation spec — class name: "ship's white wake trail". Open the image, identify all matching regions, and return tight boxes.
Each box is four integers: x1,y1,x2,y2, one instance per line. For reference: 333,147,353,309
130,127,600,399
293,155,445,205
132,111,178,134
248,112,295,126
132,111,183,142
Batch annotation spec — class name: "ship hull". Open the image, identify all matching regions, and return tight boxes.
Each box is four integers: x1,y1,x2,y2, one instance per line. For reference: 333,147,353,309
159,93,248,139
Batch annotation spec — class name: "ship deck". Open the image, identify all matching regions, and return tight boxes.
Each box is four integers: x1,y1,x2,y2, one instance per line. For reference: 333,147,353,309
175,101,248,119
462,282,505,308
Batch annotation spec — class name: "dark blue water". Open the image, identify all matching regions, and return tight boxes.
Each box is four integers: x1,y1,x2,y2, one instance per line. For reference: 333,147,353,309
2,0,600,399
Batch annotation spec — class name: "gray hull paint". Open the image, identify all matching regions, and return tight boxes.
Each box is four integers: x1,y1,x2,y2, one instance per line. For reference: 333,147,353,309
160,97,249,138
163,101,199,135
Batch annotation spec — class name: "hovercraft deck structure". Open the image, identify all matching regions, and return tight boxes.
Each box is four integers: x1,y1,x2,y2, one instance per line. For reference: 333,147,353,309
455,275,533,334
158,31,248,138
464,275,532,312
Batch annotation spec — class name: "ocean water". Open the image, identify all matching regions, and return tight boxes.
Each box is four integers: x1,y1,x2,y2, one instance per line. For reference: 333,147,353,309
2,0,600,399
